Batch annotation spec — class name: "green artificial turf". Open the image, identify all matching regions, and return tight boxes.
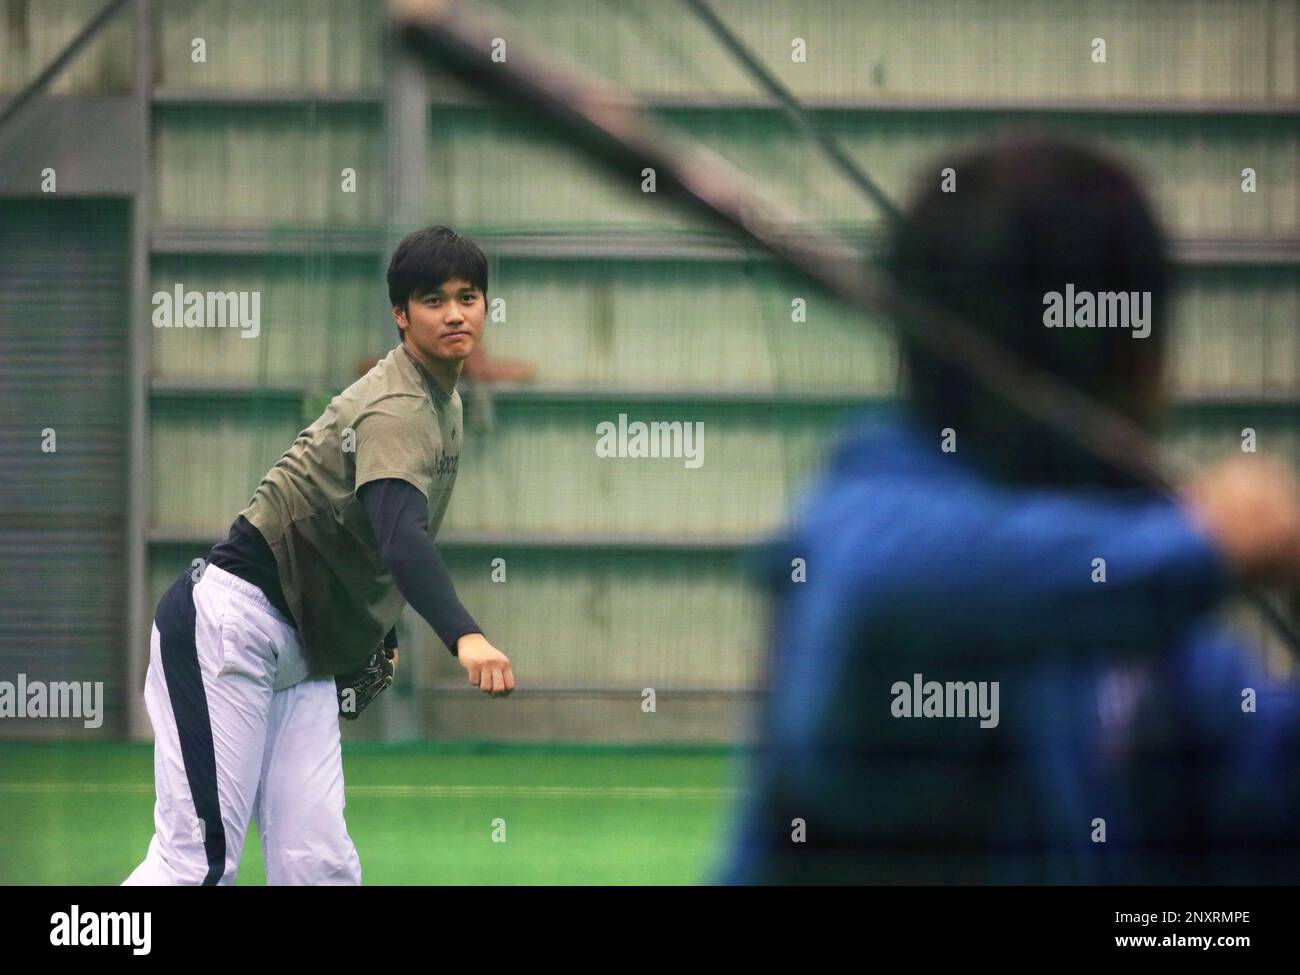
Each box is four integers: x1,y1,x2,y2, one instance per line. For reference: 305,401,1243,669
0,741,746,885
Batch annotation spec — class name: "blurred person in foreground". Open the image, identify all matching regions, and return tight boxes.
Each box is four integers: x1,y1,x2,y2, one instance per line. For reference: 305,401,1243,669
724,137,1300,883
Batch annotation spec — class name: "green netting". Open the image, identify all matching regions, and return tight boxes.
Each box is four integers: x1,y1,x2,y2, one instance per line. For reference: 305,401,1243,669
4,0,1296,741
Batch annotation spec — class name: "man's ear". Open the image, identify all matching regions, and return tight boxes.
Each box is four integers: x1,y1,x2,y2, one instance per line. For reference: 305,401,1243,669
393,303,408,332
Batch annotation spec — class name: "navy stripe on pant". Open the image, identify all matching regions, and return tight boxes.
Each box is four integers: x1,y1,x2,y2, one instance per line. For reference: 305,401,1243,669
155,571,227,886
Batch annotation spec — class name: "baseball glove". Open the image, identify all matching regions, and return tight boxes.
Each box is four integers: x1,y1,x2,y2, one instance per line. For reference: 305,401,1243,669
336,644,396,719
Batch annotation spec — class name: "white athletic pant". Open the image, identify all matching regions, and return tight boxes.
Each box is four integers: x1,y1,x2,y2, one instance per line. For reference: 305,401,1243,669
124,563,361,886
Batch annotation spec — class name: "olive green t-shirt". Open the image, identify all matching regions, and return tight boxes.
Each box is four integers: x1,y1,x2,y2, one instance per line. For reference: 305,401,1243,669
241,344,463,676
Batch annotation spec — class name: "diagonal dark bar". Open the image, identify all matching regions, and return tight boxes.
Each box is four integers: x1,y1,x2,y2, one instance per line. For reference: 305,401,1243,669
0,0,133,141
389,0,1300,653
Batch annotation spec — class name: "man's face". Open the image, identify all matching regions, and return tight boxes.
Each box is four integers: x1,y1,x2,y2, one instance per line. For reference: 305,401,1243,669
394,277,485,363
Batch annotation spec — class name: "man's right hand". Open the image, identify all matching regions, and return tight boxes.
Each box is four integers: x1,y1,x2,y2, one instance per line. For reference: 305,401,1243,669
456,633,515,696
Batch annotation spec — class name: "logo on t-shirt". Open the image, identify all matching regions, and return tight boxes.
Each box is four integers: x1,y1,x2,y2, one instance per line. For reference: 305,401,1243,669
435,452,459,476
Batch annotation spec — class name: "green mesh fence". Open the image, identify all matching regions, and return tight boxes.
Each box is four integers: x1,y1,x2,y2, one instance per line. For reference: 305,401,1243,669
3,0,1297,742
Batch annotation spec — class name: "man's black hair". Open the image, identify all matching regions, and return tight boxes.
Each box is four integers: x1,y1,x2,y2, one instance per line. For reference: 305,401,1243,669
886,137,1171,487
387,226,489,340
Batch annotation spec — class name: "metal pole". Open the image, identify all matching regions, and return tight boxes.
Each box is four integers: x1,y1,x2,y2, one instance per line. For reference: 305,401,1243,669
126,0,153,739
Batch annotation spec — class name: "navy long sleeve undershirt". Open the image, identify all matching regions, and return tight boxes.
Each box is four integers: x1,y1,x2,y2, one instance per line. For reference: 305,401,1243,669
359,477,483,656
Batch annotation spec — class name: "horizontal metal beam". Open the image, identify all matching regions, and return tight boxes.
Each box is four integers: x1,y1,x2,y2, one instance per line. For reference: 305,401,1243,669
149,87,1300,120
148,226,1300,267
147,380,1300,411
0,96,142,194
148,529,761,553
421,684,765,696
